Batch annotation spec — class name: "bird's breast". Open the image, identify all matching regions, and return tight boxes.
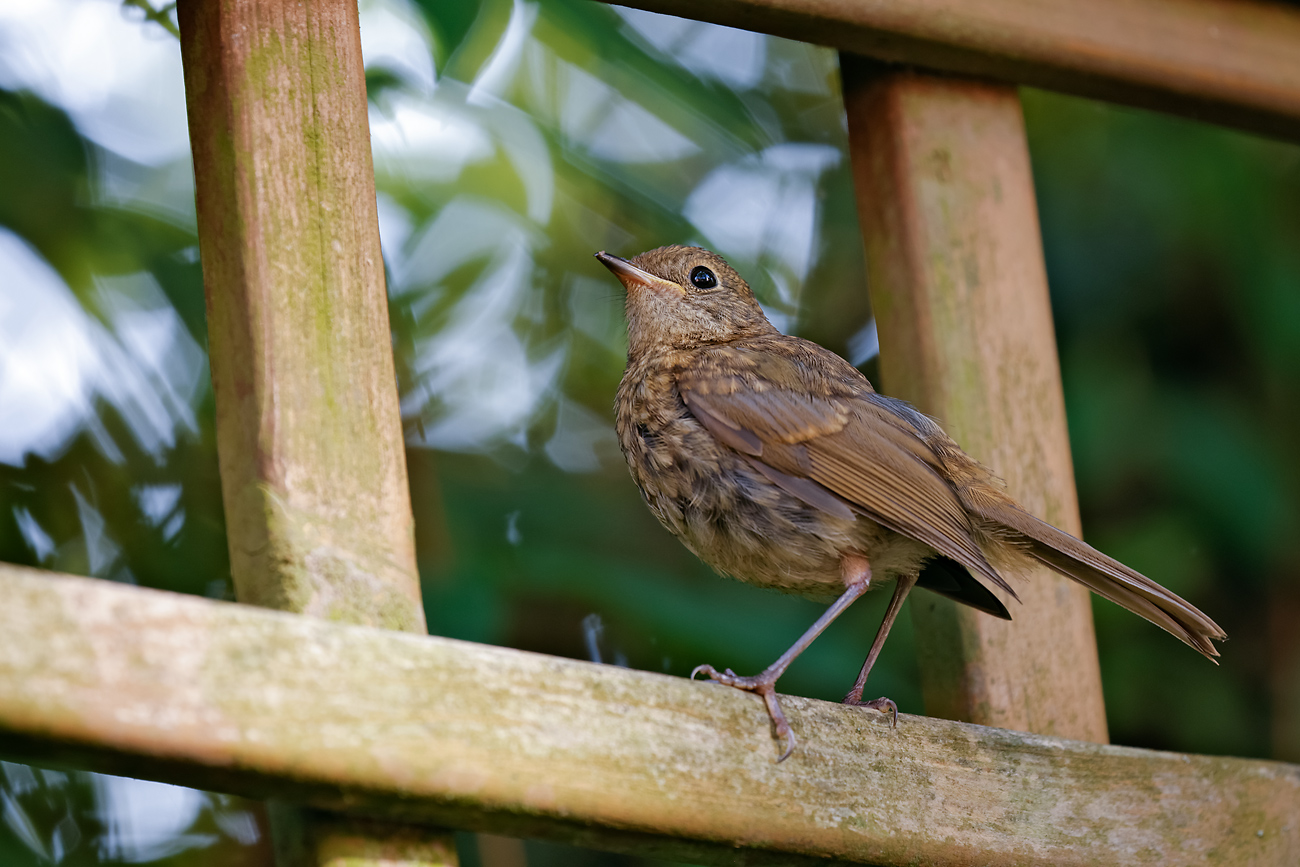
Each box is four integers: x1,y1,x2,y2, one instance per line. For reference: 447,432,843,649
615,362,864,598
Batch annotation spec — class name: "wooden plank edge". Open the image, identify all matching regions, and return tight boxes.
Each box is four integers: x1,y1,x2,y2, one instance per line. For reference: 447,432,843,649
602,0,1300,141
1,564,1296,866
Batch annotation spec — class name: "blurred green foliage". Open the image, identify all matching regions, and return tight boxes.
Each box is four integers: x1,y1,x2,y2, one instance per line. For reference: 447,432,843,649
1023,90,1300,755
1,0,1299,864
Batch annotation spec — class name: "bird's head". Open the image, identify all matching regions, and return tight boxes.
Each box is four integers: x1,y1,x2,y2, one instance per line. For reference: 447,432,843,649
596,246,776,356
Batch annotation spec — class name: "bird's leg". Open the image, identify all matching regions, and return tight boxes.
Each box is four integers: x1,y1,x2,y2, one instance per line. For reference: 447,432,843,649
692,554,872,762
842,571,920,725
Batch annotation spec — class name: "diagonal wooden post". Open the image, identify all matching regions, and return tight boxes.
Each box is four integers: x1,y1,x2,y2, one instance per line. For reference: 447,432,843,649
841,56,1109,743
177,0,455,863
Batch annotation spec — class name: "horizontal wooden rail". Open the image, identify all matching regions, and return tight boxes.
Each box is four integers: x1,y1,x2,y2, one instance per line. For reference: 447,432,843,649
1,565,1296,866
606,0,1300,141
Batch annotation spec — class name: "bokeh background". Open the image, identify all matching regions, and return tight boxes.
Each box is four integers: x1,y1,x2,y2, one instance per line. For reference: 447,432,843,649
2,0,1298,864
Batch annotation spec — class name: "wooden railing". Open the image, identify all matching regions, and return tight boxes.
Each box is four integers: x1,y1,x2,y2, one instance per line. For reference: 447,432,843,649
618,0,1300,140
5,565,1297,865
3,0,1298,865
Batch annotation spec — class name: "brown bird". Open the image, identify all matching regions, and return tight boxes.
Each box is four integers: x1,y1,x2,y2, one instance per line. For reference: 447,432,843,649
596,244,1226,761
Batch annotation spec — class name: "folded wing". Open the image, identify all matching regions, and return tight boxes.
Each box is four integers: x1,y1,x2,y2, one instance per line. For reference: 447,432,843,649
678,350,1018,602
678,344,1225,660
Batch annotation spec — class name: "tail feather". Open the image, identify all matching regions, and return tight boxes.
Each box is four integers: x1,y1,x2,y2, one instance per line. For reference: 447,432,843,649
1025,539,1220,658
965,492,1226,660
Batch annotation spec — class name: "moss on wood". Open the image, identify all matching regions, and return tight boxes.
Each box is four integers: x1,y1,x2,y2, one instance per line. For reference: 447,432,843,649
2,566,1296,866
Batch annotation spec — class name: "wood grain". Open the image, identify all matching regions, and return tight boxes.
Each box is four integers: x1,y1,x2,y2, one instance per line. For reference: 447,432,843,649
1,566,1296,867
178,0,424,632
842,61,1110,743
176,1,447,862
605,0,1300,141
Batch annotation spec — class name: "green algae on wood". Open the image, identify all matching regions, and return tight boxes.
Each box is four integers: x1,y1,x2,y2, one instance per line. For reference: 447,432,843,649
178,0,423,633
1,566,1296,866
176,0,441,862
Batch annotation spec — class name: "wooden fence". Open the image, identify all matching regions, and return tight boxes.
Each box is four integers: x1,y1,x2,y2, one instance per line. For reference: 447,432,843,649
3,0,1299,865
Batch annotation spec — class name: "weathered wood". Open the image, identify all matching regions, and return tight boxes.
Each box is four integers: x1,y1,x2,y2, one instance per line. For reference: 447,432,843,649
177,0,447,863
2,566,1295,867
178,0,424,631
604,0,1300,141
842,60,1109,743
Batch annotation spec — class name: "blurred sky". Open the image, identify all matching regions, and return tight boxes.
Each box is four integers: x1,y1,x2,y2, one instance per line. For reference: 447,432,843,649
0,0,198,468
0,0,867,469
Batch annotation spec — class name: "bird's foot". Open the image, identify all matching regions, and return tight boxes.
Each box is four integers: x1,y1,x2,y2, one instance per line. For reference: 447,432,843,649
843,694,898,728
691,663,797,762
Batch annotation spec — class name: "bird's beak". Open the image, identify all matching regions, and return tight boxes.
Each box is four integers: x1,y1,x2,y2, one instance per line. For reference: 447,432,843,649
595,251,684,295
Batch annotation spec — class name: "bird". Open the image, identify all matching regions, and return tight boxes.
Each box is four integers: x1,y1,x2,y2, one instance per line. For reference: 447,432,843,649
595,244,1226,762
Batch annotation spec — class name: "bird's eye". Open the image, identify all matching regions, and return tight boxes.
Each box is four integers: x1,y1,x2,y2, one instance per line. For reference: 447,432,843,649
690,266,718,290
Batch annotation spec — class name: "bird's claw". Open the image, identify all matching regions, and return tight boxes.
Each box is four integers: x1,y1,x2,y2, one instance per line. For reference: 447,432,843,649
775,728,796,763
690,663,797,762
690,664,751,687
844,694,899,728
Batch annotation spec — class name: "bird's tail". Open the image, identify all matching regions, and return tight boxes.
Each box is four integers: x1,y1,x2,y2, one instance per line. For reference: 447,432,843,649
962,488,1226,660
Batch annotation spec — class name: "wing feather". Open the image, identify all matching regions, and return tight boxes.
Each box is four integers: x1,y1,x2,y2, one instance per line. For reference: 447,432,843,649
675,343,1223,657
679,352,1016,599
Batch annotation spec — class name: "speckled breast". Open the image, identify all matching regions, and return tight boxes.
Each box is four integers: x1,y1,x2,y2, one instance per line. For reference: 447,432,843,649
615,359,857,600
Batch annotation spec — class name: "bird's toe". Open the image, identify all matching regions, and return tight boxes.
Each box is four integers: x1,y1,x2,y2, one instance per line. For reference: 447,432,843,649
846,695,899,728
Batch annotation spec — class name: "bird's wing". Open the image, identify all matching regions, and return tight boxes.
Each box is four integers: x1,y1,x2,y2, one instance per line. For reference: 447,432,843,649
678,349,1015,597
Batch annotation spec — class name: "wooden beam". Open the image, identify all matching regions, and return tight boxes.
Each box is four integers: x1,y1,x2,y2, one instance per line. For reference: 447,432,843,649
841,60,1108,742
178,0,425,632
177,0,447,862
3,566,1296,867
605,0,1300,141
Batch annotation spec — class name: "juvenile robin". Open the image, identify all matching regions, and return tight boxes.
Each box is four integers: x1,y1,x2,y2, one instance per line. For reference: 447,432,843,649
597,244,1225,761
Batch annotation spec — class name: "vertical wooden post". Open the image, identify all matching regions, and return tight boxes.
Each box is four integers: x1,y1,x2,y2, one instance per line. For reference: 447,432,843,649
841,56,1109,743
178,0,455,863
179,0,424,632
